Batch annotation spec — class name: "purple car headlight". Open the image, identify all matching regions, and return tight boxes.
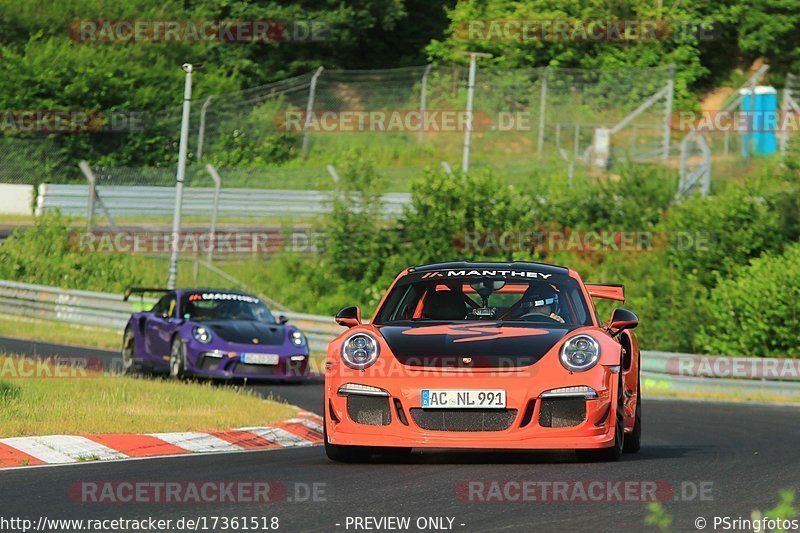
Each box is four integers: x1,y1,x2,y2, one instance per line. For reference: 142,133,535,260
193,326,213,344
341,333,379,370
290,330,306,347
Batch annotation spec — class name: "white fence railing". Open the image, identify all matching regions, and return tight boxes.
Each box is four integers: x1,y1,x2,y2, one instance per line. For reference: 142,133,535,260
1,279,799,398
35,184,411,219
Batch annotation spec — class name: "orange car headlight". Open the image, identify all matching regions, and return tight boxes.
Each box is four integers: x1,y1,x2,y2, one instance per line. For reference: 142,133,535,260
341,333,380,370
559,334,600,372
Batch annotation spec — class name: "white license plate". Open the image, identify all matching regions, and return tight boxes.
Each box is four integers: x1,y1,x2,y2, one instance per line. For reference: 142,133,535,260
241,353,279,365
421,389,506,409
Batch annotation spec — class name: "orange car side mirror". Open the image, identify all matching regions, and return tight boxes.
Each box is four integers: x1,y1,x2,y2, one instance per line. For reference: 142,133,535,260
609,308,638,337
336,306,362,328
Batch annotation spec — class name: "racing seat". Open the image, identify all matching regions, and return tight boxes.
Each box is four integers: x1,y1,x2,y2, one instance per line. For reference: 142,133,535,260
423,290,467,320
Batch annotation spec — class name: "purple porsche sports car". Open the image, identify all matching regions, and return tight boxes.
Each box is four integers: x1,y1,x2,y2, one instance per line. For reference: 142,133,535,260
121,288,310,382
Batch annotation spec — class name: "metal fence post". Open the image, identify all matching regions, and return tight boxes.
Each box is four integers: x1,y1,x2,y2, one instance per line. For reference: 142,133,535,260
418,64,432,145
780,77,791,159
301,67,324,159
459,52,492,173
79,161,96,229
537,66,549,160
79,162,117,230
662,66,675,160
204,164,222,264
168,63,194,290
745,82,756,160
196,95,214,161
723,130,729,158
326,164,340,184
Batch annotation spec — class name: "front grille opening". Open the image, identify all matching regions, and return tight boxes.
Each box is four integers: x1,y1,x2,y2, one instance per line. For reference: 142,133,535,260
198,356,220,371
328,399,340,423
519,400,537,428
409,408,517,432
393,398,409,425
347,395,391,426
539,398,586,428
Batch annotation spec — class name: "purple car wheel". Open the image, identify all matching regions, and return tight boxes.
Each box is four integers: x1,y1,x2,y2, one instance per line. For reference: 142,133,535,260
169,338,188,379
121,327,136,375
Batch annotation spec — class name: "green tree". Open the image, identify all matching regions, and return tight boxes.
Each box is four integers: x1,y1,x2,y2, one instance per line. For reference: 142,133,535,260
697,244,800,356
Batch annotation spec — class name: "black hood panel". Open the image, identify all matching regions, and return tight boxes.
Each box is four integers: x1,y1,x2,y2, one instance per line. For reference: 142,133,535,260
204,320,285,346
377,322,577,368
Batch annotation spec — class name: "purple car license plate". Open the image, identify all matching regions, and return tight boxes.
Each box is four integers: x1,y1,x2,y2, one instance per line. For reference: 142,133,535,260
241,353,279,365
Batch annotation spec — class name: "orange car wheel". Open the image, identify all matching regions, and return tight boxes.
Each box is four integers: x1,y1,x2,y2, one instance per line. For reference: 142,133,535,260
623,386,642,454
323,414,374,463
576,372,624,462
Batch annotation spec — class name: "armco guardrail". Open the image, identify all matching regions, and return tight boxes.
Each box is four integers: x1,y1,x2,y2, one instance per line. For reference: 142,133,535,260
0,279,152,330
1,279,799,398
35,184,411,219
641,350,800,398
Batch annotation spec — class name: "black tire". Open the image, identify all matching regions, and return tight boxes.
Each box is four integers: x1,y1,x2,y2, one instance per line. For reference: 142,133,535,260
323,413,373,463
623,386,641,454
121,327,137,375
577,372,624,462
169,337,189,379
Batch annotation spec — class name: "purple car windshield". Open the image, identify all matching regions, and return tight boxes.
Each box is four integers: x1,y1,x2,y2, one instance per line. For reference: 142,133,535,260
181,292,276,323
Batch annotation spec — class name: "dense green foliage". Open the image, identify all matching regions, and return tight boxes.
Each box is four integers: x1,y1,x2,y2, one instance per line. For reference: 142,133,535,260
0,213,143,290
428,0,800,106
0,0,452,176
697,244,800,357
663,185,785,288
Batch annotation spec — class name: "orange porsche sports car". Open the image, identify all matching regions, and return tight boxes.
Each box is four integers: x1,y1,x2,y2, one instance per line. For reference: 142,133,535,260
324,262,641,462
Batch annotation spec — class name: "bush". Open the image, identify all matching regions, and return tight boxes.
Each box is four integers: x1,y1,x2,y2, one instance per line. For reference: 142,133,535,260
554,249,711,353
537,163,677,231
0,212,145,291
400,167,530,264
696,244,800,357
320,152,397,283
664,185,784,288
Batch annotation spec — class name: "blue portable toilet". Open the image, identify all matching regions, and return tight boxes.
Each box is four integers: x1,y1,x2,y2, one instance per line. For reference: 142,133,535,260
738,86,778,156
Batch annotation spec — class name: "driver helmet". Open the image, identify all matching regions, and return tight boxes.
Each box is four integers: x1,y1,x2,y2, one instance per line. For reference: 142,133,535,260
520,283,560,314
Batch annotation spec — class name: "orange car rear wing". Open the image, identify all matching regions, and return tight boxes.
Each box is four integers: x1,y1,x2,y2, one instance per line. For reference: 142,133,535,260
585,283,625,302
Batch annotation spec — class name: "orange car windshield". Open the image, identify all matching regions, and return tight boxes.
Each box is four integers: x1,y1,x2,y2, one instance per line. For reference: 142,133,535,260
374,275,592,326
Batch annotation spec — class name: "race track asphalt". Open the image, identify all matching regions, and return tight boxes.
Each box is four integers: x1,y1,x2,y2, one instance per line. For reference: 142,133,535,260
1,336,799,532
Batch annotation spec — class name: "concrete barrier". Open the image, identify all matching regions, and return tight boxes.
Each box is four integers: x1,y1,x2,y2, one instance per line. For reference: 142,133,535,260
0,184,34,215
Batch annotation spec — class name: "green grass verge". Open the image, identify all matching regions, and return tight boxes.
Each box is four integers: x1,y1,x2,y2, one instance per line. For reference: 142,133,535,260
0,355,297,437
0,313,121,350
